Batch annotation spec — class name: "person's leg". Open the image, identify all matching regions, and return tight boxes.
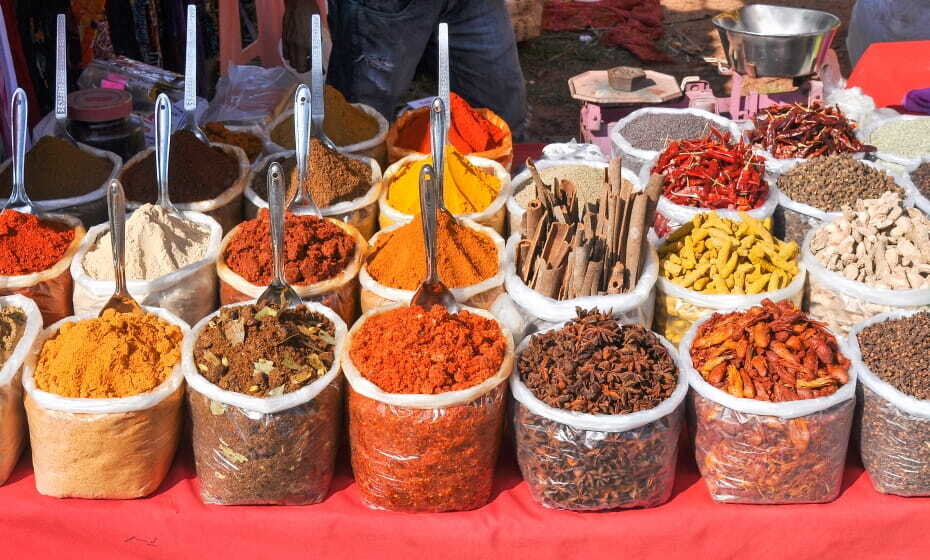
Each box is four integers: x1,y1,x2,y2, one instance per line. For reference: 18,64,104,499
327,0,443,121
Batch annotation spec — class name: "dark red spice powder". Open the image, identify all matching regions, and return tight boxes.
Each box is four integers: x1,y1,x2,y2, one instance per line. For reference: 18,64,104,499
349,305,506,394
0,210,75,274
224,210,356,285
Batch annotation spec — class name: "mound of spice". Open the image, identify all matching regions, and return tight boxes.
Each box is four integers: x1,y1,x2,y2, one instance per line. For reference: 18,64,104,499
350,305,506,394
809,192,930,289
691,299,849,401
912,162,930,199
0,210,75,275
251,155,297,200
204,122,263,162
271,85,379,148
660,212,798,295
0,136,113,200
121,130,240,203
387,148,501,215
514,165,604,209
295,140,372,207
224,211,356,285
619,111,714,152
870,117,930,160
859,312,930,400
367,210,497,290
0,306,26,364
395,92,507,154
82,204,210,281
654,128,768,211
777,155,902,210
749,102,871,159
33,309,182,398
194,304,336,396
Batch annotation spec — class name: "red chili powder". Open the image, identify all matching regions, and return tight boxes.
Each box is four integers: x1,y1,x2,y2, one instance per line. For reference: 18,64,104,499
398,93,507,154
0,210,75,275
224,210,356,285
350,305,506,394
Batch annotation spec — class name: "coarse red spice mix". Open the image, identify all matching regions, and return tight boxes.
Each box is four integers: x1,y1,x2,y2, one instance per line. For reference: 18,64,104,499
0,210,75,275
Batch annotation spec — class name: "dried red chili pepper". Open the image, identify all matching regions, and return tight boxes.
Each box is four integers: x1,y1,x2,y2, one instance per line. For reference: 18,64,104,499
653,128,768,211
749,102,875,159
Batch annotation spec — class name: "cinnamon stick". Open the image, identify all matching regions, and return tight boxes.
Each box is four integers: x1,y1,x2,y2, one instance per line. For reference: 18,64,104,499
607,262,626,294
537,264,566,299
523,199,545,239
582,259,603,297
527,158,548,200
624,192,649,289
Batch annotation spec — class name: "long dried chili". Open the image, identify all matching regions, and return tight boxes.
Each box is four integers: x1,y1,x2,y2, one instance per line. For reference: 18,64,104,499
749,102,874,159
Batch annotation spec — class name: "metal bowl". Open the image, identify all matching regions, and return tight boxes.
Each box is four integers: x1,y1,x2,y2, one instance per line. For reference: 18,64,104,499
713,5,840,78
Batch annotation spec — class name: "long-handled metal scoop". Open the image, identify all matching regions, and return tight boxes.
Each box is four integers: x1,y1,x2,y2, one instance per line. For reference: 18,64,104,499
3,89,37,214
309,14,336,150
99,179,142,315
410,164,457,312
53,13,77,146
183,4,208,143
257,162,303,309
288,84,322,215
429,97,448,212
154,93,183,217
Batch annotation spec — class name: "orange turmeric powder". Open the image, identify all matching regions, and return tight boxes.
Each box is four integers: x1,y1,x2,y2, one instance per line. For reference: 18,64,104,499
33,309,182,398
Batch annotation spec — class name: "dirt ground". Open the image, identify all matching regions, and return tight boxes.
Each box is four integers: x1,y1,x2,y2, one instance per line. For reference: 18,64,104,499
516,0,856,142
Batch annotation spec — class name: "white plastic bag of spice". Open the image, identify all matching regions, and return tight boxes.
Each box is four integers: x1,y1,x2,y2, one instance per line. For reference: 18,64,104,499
899,154,930,216
0,214,85,327
120,142,250,233
359,218,506,313
0,142,121,227
215,218,368,325
70,210,222,327
848,310,930,496
802,227,930,338
611,108,744,175
503,234,658,339
511,325,687,511
680,311,856,504
379,153,512,235
858,114,930,169
183,300,347,505
265,105,390,167
0,295,42,485
341,304,515,513
20,307,188,499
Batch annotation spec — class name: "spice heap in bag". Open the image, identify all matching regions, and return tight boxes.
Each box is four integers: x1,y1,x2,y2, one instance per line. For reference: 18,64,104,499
387,148,501,215
749,102,871,159
394,92,507,154
288,140,373,207
653,128,767,211
189,303,341,504
912,162,930,199
514,165,604,209
777,156,903,211
0,210,75,275
869,117,930,160
0,306,25,363
348,305,508,512
515,311,682,510
271,85,379,149
204,122,263,162
618,111,715,152
689,299,853,503
660,213,799,295
515,160,660,298
0,136,113,201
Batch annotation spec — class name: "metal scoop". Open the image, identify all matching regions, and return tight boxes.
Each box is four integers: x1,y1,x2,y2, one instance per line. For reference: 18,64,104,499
429,96,447,212
309,14,337,151
154,93,183,217
3,89,37,214
410,164,457,312
53,14,77,146
183,4,208,143
288,84,322,215
257,162,302,309
99,179,142,316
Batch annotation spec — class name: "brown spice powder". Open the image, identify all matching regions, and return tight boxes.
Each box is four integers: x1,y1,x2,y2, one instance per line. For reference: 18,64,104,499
1,136,113,200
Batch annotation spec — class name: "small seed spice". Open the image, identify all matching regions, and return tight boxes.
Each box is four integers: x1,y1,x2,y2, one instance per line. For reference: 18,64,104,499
912,162,930,199
619,112,714,152
870,117,930,159
777,155,902,211
514,164,605,209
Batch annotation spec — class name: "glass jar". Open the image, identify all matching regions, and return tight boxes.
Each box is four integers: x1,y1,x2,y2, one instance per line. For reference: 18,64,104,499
67,88,144,161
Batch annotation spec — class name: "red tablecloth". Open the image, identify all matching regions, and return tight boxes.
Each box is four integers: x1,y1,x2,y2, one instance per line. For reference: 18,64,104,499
848,40,930,112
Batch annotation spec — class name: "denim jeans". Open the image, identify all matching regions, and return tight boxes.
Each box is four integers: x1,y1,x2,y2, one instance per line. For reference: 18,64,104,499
327,0,527,138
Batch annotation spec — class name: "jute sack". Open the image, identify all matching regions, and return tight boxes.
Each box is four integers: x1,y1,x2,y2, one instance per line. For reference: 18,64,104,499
216,218,367,324
21,307,188,499
379,153,511,235
359,218,506,313
0,214,85,327
120,142,250,234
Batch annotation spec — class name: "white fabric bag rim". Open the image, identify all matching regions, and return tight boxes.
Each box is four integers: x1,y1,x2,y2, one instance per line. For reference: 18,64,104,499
264,103,389,154
510,321,687,432
341,303,515,409
860,114,930,168
22,306,190,414
656,265,807,310
0,213,84,289
182,299,347,415
0,294,42,386
503,233,659,322
848,309,930,419
609,107,744,163
679,306,857,419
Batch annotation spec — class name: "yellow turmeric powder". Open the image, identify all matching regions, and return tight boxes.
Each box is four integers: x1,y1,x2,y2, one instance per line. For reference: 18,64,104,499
386,147,501,215
33,309,182,398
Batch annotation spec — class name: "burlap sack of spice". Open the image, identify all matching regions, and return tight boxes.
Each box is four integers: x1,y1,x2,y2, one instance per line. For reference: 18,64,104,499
386,107,514,171
265,104,390,168
183,300,347,505
215,218,367,325
21,307,188,499
121,142,250,234
680,311,856,504
0,142,121,227
359,218,506,313
0,295,42,485
243,151,384,239
342,304,515,513
379,154,512,235
70,211,222,326
510,324,687,511
0,214,85,327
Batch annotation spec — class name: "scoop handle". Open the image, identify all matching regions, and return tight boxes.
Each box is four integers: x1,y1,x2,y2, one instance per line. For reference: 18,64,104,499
429,97,446,210
184,5,198,112
154,94,173,209
310,14,325,130
419,164,439,285
268,162,287,287
9,89,30,209
55,14,67,121
107,180,129,296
